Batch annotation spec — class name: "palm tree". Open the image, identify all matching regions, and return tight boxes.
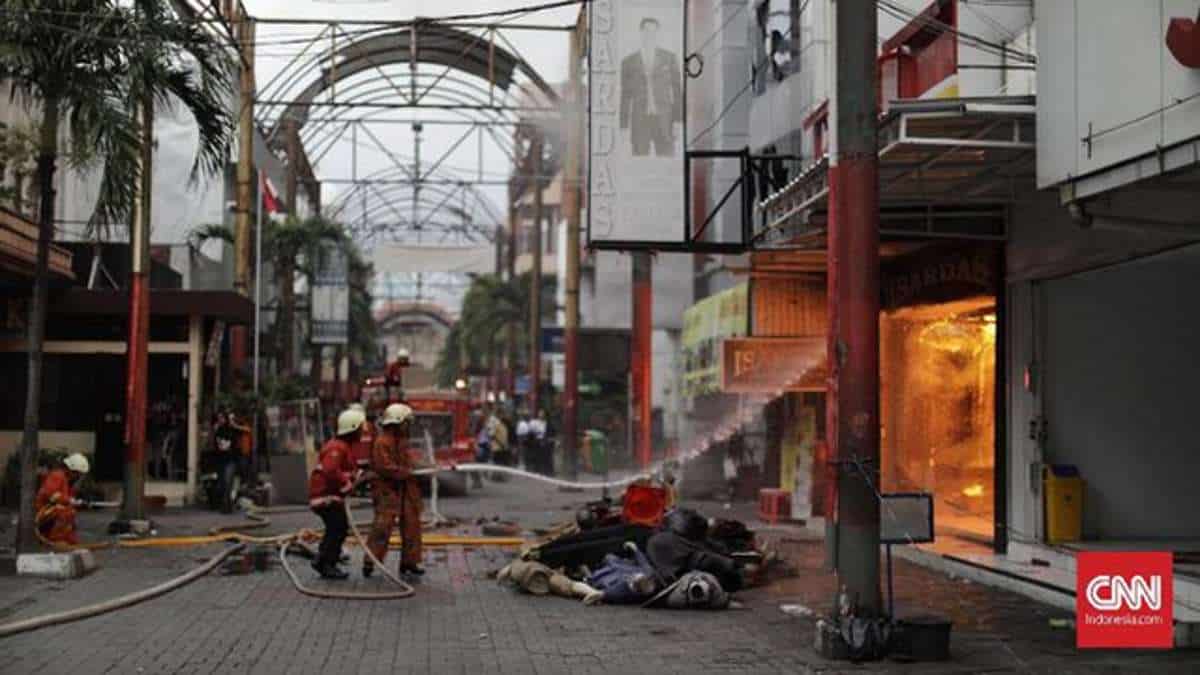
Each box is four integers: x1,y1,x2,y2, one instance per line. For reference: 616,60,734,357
191,215,353,381
318,241,377,392
436,272,555,388
1,1,137,551
272,215,345,377
0,1,233,548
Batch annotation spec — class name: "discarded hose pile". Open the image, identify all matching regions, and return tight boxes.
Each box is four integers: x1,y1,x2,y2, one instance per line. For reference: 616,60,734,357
0,543,247,639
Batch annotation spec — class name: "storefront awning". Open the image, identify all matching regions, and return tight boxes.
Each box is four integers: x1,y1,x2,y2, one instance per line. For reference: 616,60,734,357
50,289,254,324
758,96,1036,246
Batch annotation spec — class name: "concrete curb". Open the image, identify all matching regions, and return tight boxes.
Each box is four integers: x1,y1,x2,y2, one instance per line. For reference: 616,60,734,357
16,550,98,579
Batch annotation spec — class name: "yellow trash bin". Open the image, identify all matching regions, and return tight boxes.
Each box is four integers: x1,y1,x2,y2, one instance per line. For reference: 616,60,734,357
1043,464,1084,543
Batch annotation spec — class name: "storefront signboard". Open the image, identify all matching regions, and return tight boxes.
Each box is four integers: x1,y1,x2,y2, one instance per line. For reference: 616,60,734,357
720,336,825,394
682,283,747,398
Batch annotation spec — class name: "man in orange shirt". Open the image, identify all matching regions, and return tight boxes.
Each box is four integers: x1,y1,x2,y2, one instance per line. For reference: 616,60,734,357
308,408,364,579
35,453,90,546
364,403,428,577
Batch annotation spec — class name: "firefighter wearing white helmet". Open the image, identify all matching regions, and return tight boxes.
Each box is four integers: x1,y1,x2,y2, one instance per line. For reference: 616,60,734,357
307,407,366,579
364,401,426,577
379,403,413,427
35,453,90,545
336,408,366,435
63,453,90,474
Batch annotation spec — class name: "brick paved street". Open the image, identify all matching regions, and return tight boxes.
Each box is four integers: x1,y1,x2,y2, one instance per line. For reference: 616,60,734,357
2,478,1198,674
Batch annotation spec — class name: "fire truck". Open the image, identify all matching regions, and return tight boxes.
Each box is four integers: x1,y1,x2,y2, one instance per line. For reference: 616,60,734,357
357,360,476,496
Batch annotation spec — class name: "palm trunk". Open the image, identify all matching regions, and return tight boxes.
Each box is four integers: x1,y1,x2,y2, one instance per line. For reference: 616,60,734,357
16,102,59,551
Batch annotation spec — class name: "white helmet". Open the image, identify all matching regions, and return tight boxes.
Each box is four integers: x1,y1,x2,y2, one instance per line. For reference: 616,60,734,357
348,402,365,413
379,403,413,427
336,408,366,436
64,453,90,474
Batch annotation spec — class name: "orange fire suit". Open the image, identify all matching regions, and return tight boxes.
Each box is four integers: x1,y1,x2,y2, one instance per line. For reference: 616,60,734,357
35,468,78,546
366,432,423,568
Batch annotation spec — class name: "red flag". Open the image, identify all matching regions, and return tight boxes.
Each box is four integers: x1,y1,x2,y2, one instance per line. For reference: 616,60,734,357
260,171,283,215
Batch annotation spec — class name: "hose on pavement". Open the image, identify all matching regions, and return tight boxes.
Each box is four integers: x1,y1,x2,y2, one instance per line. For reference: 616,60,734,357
277,500,415,600
0,543,246,639
3,462,648,636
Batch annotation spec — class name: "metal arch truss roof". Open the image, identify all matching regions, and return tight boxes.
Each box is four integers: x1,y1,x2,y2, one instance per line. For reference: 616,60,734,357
261,22,559,142
253,21,560,250
328,173,503,246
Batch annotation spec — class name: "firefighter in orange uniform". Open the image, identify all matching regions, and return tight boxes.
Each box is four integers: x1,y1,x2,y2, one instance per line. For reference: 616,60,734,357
364,403,429,577
308,408,365,579
35,453,90,546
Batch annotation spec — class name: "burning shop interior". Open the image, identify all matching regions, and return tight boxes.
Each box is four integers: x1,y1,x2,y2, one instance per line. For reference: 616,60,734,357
879,245,999,546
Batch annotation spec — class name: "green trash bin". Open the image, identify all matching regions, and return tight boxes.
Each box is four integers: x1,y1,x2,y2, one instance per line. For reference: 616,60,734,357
584,430,608,475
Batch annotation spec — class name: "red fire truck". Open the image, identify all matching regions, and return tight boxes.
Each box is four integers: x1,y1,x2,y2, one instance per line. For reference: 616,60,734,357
357,367,476,496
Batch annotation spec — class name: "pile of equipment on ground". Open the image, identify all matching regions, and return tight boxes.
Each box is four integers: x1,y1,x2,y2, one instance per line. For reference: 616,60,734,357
496,481,776,609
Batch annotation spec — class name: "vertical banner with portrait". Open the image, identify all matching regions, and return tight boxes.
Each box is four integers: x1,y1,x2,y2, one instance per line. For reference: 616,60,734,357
588,0,686,246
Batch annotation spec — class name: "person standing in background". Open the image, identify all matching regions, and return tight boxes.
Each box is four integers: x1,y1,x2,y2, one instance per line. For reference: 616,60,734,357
515,413,531,469
529,410,549,476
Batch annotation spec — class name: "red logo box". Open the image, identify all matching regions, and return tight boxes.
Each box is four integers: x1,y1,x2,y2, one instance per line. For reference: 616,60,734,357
1076,551,1173,649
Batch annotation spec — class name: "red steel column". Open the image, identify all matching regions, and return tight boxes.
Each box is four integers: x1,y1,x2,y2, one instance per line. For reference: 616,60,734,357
121,93,154,522
827,0,881,616
631,252,653,468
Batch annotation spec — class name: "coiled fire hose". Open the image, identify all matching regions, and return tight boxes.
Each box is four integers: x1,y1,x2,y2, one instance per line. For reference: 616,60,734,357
0,543,247,639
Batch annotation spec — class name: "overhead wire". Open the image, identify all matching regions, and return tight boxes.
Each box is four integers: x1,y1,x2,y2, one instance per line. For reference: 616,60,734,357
959,0,1020,44
689,5,803,147
0,0,587,36
875,0,1036,64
